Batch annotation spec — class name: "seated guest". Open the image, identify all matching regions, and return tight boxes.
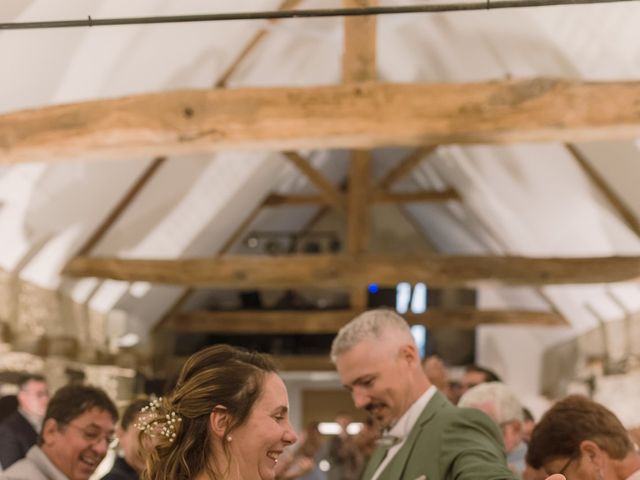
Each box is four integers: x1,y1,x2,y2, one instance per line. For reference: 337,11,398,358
0,374,50,470
102,398,150,480
527,395,640,480
139,344,298,480
458,381,527,477
0,384,118,480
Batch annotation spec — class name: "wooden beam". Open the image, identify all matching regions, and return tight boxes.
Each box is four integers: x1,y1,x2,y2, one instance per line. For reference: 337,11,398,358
153,197,266,332
347,152,370,255
264,193,328,207
7,78,640,164
63,254,640,288
377,146,437,190
282,151,346,210
263,189,459,206
372,189,460,203
75,157,166,256
567,144,640,238
343,0,377,83
164,308,567,333
347,151,371,309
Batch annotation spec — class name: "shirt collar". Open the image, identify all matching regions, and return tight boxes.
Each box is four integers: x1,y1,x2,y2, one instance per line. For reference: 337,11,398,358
386,385,437,441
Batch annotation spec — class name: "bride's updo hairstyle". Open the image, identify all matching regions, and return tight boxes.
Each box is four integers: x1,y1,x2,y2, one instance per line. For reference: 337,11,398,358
141,344,277,480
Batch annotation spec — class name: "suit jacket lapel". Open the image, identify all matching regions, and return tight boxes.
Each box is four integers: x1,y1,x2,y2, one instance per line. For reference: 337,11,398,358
378,391,449,479
362,445,389,480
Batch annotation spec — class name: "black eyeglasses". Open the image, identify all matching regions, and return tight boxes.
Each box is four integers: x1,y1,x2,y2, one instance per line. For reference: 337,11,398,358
65,423,116,446
556,454,578,478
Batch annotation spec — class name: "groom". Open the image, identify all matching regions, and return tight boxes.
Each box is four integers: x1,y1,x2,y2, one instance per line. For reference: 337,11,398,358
330,309,563,480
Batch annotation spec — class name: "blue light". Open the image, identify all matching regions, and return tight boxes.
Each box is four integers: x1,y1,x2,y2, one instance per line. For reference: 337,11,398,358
367,283,379,294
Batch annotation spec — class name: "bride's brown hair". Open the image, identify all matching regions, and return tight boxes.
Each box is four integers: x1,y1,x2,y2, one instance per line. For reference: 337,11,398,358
141,344,277,480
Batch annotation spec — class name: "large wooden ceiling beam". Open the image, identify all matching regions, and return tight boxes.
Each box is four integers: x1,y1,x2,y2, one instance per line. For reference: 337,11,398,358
63,254,640,288
5,78,640,165
165,308,567,333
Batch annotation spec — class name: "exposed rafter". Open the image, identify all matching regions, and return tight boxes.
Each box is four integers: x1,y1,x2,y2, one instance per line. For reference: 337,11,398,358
215,0,303,88
63,254,640,288
282,151,346,210
6,79,640,164
567,144,640,238
377,146,437,190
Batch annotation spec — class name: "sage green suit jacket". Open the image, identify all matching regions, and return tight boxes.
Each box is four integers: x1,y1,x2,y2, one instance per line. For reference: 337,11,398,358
361,391,518,480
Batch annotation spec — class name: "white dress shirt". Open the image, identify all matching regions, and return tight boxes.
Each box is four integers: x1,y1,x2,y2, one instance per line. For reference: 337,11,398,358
371,385,437,480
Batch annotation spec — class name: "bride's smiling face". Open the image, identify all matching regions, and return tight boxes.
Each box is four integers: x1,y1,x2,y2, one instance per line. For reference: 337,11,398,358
228,373,298,480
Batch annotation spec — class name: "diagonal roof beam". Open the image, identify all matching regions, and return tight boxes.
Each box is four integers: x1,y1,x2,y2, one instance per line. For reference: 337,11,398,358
282,151,346,210
377,146,438,190
74,157,166,257
214,0,302,88
567,143,640,238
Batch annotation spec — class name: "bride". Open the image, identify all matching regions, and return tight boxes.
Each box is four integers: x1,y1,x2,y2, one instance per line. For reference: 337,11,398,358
140,344,297,480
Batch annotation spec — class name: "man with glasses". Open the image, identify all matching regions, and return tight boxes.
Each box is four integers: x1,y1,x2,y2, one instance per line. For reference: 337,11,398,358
0,374,50,469
527,395,640,480
0,384,118,480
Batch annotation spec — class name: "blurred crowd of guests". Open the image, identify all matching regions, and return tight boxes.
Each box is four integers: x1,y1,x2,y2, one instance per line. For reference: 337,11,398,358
0,351,638,480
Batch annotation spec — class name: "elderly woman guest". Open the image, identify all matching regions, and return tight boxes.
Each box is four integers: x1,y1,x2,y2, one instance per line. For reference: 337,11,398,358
139,344,297,480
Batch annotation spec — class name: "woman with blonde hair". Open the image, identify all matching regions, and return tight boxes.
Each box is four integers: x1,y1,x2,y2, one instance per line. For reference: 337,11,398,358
139,344,297,480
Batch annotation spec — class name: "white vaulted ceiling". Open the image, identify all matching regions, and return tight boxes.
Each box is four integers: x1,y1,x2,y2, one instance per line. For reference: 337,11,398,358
1,0,640,397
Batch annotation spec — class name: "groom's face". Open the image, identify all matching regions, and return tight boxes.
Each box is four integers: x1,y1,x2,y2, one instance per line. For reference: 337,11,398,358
335,337,413,430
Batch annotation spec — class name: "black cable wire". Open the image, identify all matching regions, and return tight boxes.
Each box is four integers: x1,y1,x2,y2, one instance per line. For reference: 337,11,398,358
0,0,635,31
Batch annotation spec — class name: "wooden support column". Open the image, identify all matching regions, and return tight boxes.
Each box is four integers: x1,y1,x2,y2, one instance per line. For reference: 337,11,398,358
344,0,377,309
347,152,371,309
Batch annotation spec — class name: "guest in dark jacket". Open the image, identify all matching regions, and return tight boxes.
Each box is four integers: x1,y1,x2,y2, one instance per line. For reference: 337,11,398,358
101,398,149,480
0,374,49,470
